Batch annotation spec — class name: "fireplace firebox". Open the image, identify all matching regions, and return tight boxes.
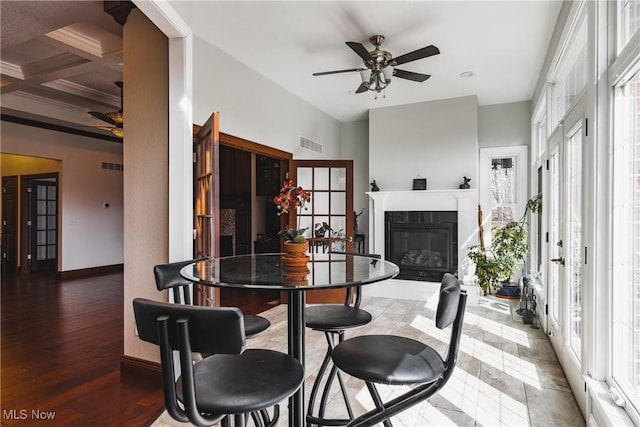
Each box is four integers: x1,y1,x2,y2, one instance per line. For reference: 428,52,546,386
385,211,458,281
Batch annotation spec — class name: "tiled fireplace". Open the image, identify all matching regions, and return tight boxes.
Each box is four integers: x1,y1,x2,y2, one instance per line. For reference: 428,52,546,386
367,189,478,283
385,210,458,281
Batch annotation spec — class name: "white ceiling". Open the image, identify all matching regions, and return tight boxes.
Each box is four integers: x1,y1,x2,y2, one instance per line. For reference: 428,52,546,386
170,1,563,122
0,1,562,137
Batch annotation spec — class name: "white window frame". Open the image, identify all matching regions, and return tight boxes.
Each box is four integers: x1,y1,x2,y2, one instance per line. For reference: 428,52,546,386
479,146,529,252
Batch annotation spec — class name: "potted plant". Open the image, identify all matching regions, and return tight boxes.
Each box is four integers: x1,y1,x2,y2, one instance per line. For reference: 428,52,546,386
314,222,331,238
274,179,311,256
468,194,542,295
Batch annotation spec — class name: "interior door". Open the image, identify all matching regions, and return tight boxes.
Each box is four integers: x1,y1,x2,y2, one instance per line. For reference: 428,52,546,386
547,98,588,414
22,175,58,273
2,176,18,275
292,160,354,303
194,112,220,306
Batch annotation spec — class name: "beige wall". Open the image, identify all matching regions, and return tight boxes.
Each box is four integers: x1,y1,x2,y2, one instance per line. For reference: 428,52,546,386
0,154,62,266
122,9,169,362
0,124,124,271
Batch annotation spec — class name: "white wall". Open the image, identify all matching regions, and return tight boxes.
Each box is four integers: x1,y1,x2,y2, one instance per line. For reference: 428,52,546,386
0,122,124,271
369,95,479,192
192,37,343,160
478,101,532,148
340,119,369,237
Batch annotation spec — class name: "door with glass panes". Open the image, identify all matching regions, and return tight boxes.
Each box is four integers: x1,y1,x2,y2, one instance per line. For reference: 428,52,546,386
547,98,587,413
24,175,58,272
291,160,354,304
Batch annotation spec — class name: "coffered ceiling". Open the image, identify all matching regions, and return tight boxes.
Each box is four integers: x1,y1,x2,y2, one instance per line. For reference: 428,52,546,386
1,1,124,140
1,1,563,140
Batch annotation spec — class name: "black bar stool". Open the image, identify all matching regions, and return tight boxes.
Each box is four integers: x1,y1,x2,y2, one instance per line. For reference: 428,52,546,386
305,252,380,426
133,299,304,427
153,258,271,338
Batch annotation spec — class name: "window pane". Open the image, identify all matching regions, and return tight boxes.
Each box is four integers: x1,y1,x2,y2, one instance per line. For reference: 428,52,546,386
47,185,56,200
314,168,329,191
490,157,516,228
618,0,640,54
566,127,583,362
37,245,46,260
297,167,312,189
330,192,346,215
312,192,329,215
612,68,640,413
330,168,346,190
551,12,587,129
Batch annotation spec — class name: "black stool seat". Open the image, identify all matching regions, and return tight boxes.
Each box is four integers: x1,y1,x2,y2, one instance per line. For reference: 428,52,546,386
332,335,444,385
243,314,271,337
177,349,304,414
305,305,372,331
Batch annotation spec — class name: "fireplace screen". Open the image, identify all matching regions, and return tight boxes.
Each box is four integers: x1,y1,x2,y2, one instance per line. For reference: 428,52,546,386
385,211,458,281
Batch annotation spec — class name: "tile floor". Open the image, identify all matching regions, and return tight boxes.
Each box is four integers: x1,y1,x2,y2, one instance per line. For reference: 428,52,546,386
151,292,584,426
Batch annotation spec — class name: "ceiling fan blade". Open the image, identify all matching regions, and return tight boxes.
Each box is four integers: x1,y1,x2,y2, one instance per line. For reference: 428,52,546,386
392,45,440,66
89,111,118,126
346,41,373,62
313,68,364,76
355,83,369,94
393,68,431,82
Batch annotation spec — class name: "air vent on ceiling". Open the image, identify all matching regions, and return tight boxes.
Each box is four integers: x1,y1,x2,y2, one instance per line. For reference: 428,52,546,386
101,161,123,171
299,136,322,154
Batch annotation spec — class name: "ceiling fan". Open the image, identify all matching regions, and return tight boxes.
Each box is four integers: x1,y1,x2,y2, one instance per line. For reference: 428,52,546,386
88,81,124,138
313,35,440,96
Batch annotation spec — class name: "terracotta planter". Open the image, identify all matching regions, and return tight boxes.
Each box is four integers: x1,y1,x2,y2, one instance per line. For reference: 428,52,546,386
281,240,310,285
283,241,309,258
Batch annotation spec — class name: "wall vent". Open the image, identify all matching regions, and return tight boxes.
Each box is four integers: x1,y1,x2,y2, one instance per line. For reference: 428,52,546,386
101,161,123,171
299,136,322,154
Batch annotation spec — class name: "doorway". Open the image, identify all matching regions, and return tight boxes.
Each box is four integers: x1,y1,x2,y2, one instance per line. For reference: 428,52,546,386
2,176,19,275
21,174,59,273
546,96,587,413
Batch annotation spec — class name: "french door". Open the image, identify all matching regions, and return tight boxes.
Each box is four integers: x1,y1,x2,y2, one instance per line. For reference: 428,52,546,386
546,98,587,413
21,174,58,273
292,160,354,303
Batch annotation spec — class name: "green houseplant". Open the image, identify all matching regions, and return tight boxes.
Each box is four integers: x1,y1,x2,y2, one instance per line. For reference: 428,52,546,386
469,194,542,294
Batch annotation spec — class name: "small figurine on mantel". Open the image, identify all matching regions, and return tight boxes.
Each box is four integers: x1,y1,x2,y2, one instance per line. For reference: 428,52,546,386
459,176,471,189
370,180,380,192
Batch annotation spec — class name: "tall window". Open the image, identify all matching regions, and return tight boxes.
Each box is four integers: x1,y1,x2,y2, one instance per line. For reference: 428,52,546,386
550,11,588,129
612,67,640,416
618,0,640,54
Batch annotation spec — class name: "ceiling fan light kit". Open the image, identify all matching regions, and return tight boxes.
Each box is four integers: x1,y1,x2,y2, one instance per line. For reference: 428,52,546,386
314,35,440,97
88,81,124,138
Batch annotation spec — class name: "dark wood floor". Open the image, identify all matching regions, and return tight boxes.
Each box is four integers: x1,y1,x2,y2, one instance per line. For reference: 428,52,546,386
1,271,280,426
1,272,165,426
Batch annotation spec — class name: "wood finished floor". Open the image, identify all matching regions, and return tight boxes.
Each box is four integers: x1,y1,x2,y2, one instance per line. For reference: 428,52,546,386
0,271,279,426
1,272,161,426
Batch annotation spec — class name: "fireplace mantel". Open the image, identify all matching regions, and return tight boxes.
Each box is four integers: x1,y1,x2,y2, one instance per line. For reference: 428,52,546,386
367,189,478,281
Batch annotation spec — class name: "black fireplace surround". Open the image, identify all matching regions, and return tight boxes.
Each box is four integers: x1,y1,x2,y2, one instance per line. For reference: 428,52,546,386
385,211,458,282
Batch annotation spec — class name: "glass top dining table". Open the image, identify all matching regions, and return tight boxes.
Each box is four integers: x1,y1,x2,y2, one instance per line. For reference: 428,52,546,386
180,252,399,427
